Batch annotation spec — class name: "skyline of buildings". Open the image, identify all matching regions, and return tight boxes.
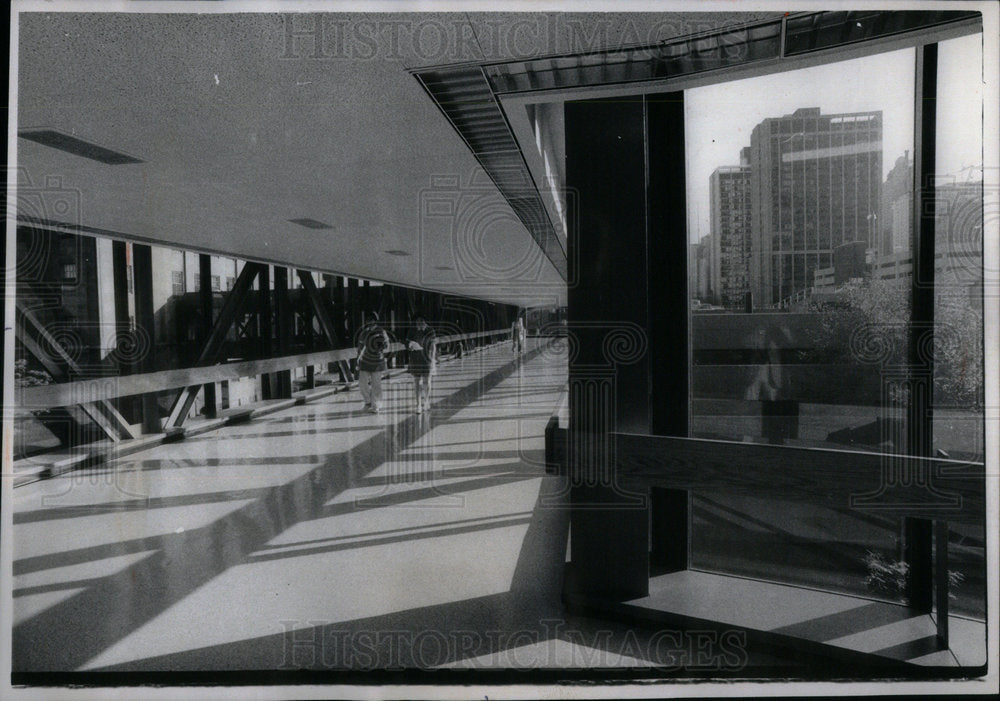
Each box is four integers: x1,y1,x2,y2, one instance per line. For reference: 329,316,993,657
694,106,983,310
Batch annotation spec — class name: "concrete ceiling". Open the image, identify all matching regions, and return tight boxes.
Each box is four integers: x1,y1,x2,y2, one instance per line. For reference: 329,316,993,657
16,10,777,308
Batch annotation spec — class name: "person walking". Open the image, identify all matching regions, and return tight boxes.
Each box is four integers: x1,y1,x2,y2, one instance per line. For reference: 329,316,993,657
511,316,525,355
356,312,390,414
407,317,437,414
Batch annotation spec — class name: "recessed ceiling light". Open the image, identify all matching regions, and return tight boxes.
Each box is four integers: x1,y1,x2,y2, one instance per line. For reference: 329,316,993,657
18,128,144,164
434,265,454,270
384,250,410,256
288,218,333,230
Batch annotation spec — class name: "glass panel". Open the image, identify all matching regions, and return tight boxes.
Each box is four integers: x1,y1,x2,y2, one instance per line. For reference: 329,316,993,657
784,11,981,56
486,19,783,94
684,49,917,601
933,34,985,619
686,49,915,453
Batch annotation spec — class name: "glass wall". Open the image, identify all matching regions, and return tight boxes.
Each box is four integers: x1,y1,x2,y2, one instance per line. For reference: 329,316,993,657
686,47,915,453
932,34,985,618
14,227,521,458
683,43,985,618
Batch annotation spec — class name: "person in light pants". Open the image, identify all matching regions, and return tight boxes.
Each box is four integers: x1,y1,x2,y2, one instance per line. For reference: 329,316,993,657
356,312,390,413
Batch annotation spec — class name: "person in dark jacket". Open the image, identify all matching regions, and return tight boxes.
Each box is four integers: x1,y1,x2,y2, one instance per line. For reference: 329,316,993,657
356,312,390,414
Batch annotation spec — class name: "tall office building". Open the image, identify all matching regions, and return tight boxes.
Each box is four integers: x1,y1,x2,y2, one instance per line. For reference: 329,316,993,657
694,234,717,305
709,147,752,310
881,152,913,255
748,107,883,306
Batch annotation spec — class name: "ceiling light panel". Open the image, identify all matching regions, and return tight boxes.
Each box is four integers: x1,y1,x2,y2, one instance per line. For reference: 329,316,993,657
18,129,144,165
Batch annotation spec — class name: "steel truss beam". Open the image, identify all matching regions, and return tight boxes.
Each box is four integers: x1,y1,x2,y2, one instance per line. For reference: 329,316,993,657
15,302,136,442
297,270,356,383
165,262,266,429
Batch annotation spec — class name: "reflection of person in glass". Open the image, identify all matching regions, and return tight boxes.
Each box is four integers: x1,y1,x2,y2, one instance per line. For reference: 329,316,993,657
407,317,437,415
745,326,784,402
511,316,525,354
745,324,797,444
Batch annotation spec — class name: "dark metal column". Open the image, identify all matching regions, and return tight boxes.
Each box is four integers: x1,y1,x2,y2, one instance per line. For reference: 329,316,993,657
646,92,692,574
198,254,217,417
258,265,272,399
272,266,293,398
904,42,938,616
564,95,651,600
111,241,130,345
328,275,345,379
332,275,346,343
131,243,160,434
348,277,360,338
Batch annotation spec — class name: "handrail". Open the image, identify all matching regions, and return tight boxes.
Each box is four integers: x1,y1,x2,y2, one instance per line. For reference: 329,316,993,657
546,427,983,647
610,431,985,524
438,329,503,343
18,328,512,409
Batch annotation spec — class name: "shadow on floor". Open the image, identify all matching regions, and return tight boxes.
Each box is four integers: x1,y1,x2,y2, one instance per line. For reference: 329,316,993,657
12,342,558,672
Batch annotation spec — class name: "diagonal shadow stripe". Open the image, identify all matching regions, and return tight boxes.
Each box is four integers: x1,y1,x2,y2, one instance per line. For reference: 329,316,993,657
13,487,274,525
693,495,870,573
12,340,555,671
320,472,536,514
869,634,950,662
70,475,581,673
352,461,539,488
95,454,324,474
246,513,535,564
769,601,914,640
254,510,537,552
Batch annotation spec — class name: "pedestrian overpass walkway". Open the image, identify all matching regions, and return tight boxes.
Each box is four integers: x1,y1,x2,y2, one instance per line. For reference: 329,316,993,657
12,334,968,680
13,337,792,674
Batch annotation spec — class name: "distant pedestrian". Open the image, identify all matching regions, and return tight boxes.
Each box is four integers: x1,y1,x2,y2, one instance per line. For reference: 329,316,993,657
407,317,437,414
356,312,390,414
511,317,525,354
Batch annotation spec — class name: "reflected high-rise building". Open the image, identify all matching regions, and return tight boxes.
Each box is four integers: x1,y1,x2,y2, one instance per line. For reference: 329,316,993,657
709,147,752,310
747,107,883,307
880,152,913,255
